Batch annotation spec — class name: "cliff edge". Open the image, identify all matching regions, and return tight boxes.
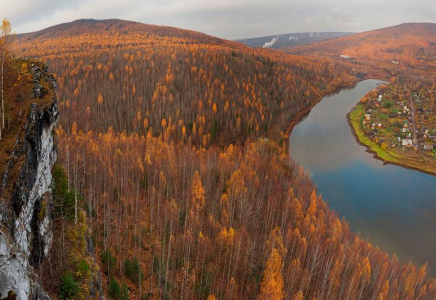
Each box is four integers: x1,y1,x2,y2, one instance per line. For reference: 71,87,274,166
0,61,58,299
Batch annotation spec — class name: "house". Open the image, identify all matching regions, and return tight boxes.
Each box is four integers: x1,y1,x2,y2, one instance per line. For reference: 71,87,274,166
340,55,351,59
377,95,382,102
423,144,434,151
364,114,371,120
402,139,413,147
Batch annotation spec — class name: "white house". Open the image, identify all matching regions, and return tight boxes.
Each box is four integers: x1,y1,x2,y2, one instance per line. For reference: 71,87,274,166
402,139,413,147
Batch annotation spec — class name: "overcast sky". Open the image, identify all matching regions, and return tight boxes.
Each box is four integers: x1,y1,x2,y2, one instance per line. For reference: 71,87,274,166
2,0,436,39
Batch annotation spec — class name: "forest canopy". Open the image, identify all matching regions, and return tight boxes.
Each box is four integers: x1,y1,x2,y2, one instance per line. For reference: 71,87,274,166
11,19,436,299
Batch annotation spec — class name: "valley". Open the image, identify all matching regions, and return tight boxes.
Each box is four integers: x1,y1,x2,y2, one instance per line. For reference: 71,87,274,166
1,13,436,300
289,79,436,274
288,22,436,176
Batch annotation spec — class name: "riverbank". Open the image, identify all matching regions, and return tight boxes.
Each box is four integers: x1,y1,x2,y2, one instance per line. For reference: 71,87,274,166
348,103,436,176
284,80,359,152
289,79,436,276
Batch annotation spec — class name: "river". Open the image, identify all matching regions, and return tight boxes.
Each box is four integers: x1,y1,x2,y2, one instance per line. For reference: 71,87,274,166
289,79,436,273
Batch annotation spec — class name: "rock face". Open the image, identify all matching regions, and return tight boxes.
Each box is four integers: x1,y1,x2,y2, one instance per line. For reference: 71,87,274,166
0,64,58,300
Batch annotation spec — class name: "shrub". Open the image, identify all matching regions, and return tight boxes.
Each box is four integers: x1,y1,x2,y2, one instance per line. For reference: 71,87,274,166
124,257,142,285
77,259,91,279
101,249,117,275
108,278,130,300
52,163,77,219
108,278,121,299
121,283,130,300
59,272,80,299
384,101,393,108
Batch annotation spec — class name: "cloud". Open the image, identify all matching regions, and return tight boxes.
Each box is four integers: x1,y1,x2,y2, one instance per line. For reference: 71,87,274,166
2,0,436,39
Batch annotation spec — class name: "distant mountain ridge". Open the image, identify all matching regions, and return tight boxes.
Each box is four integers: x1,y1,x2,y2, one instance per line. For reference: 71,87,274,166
287,22,436,64
235,32,353,49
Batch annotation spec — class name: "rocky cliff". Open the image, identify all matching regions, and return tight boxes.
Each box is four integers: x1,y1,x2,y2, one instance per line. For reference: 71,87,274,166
0,62,58,299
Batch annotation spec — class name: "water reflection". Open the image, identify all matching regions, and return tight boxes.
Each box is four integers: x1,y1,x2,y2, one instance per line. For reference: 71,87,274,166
290,79,436,273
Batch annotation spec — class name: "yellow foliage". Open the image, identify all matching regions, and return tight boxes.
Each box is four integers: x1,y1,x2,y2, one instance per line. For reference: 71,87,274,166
266,227,286,258
259,248,284,300
307,190,317,215
377,280,389,300
227,169,247,199
74,87,80,97
218,226,235,246
292,291,304,300
191,171,205,212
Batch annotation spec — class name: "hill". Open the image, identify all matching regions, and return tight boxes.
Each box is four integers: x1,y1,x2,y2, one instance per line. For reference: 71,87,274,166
236,31,352,49
17,18,228,46
289,23,436,65
12,19,436,299
15,18,356,145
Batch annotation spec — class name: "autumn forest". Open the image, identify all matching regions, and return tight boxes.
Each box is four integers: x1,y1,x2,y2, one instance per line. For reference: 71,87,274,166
1,15,436,300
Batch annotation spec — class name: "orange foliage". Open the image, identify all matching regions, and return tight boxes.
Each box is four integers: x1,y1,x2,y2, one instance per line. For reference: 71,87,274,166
259,248,284,300
14,19,436,299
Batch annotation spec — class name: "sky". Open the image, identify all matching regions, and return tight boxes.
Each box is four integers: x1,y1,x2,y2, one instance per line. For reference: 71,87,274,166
2,0,436,40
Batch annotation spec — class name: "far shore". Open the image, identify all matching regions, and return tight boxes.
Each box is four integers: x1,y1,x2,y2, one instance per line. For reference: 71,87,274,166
347,103,436,177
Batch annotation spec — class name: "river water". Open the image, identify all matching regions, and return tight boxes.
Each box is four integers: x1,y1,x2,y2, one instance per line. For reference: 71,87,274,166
289,79,436,273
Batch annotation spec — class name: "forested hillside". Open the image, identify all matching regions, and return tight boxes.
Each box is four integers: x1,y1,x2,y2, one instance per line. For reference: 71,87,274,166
288,23,436,66
287,22,436,177
14,19,436,299
57,128,436,299
17,19,357,145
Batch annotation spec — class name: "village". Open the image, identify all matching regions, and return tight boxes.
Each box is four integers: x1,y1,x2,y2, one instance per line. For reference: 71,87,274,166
356,84,436,159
